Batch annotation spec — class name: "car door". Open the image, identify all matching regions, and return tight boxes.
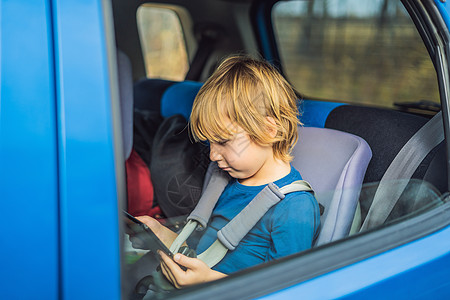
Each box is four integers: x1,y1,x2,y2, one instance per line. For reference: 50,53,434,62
1,2,59,298
1,1,123,299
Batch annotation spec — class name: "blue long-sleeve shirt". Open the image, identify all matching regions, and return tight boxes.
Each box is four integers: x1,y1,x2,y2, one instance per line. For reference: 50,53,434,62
194,166,321,274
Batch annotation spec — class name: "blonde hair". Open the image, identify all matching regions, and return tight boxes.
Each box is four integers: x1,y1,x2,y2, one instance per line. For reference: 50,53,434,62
189,55,300,162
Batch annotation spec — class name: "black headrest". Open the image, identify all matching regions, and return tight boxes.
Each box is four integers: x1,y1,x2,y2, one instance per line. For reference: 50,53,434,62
133,78,176,112
324,105,447,193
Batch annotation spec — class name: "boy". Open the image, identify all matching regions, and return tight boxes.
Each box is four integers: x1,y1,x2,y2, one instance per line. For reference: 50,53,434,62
136,55,320,288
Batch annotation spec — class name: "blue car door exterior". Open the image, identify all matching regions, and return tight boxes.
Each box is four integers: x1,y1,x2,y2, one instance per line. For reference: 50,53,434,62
1,0,121,299
1,1,59,298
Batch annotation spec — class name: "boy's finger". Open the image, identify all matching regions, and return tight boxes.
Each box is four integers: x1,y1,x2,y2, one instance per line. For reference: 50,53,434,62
171,253,199,270
158,251,186,279
160,261,179,288
160,254,184,289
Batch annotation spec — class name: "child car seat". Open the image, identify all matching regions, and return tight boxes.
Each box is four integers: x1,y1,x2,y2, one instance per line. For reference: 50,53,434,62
201,126,372,246
156,81,372,244
292,126,372,245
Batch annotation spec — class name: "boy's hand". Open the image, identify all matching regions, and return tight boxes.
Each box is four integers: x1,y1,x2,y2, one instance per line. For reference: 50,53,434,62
127,215,178,249
159,251,227,289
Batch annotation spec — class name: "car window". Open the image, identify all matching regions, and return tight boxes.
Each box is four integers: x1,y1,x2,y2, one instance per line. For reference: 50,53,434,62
119,0,449,298
272,0,440,108
356,179,445,229
136,5,189,80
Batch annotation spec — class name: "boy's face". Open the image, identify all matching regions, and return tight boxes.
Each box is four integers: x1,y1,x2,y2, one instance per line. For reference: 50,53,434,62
209,122,275,185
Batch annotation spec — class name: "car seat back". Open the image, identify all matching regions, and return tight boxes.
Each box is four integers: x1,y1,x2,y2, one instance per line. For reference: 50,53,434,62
324,105,447,223
117,49,133,159
149,81,208,217
292,127,372,245
200,126,372,246
160,81,203,120
134,78,176,112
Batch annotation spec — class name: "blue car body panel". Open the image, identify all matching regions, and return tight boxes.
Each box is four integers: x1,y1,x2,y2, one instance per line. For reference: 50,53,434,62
1,0,120,299
261,225,450,299
436,0,450,29
1,1,59,299
53,0,120,299
0,0,449,299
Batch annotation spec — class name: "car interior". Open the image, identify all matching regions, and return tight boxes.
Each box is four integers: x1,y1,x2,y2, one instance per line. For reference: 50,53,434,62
110,0,449,298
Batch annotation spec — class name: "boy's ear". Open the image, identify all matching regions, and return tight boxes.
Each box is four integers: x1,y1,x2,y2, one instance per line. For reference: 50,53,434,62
265,116,278,138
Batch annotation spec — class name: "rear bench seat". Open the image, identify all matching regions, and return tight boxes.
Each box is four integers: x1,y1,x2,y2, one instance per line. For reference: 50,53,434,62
324,105,447,224
133,79,447,226
134,79,446,190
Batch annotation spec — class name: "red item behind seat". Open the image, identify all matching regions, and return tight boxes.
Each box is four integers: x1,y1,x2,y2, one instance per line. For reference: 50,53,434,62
125,148,162,217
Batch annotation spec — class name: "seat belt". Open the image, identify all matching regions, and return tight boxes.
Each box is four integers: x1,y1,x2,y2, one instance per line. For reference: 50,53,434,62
359,111,444,231
185,28,220,81
169,164,315,268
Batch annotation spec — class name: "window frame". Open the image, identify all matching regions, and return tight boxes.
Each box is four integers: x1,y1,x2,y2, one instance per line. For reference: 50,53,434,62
162,0,450,298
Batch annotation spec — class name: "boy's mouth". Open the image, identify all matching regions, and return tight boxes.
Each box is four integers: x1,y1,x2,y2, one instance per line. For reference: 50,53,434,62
219,165,232,171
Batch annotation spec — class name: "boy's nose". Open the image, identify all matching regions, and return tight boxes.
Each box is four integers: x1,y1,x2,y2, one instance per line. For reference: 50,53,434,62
209,145,223,162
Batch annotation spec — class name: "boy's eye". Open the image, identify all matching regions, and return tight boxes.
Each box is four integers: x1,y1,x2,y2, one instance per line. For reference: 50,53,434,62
217,140,229,145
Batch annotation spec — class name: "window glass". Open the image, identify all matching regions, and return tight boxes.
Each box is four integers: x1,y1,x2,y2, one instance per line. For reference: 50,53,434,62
356,179,444,229
272,0,439,108
137,5,189,81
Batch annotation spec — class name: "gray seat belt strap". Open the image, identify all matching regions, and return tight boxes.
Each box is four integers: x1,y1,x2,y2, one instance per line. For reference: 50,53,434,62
217,181,314,251
170,163,229,254
198,240,229,267
187,164,230,228
200,180,313,267
361,111,443,231
279,180,314,195
169,220,197,254
170,180,314,267
217,183,286,250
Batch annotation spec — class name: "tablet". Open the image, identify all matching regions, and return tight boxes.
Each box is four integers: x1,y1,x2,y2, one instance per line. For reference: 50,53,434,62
123,210,174,259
